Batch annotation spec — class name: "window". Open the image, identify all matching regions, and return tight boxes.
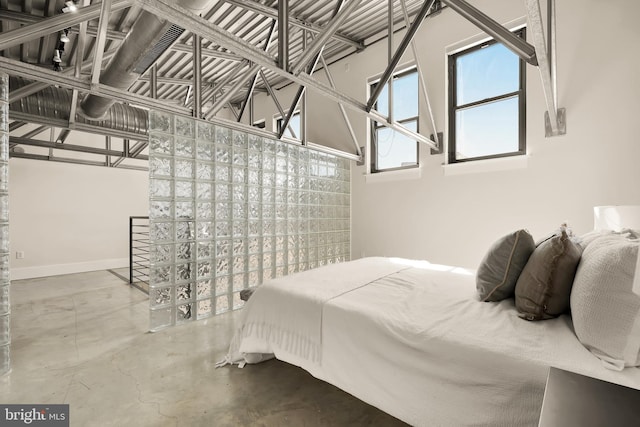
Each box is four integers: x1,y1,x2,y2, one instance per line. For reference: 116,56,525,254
370,68,419,172
276,111,300,140
448,28,526,163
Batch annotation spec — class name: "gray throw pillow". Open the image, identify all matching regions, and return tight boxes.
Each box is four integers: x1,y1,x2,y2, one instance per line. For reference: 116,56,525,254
476,230,535,302
515,229,582,320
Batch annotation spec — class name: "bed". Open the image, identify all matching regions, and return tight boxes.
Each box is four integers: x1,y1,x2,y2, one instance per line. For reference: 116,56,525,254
218,213,640,426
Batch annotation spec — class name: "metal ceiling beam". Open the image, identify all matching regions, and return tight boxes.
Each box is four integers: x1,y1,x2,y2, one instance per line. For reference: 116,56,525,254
193,34,202,118
259,70,297,139
0,0,133,52
278,0,289,71
367,0,435,112
440,0,537,65
526,0,564,136
90,0,112,86
9,151,148,171
9,136,149,160
9,122,27,132
8,49,118,104
56,129,72,143
238,20,277,123
201,61,248,106
224,0,364,51
21,125,50,139
170,44,242,60
136,0,436,149
290,0,362,75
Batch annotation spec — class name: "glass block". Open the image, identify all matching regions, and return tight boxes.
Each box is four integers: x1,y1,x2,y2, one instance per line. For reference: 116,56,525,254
248,134,262,151
232,222,246,238
176,303,193,322
248,237,260,254
275,190,287,204
232,203,246,219
263,268,273,281
248,152,261,169
275,173,287,188
275,220,286,236
0,285,9,316
197,121,215,141
197,162,214,181
247,187,260,203
0,134,7,162
197,280,212,299
275,235,285,251
262,171,275,188
175,116,195,138
247,203,260,219
231,239,245,256
232,274,245,292
196,221,213,240
233,150,247,167
196,202,213,220
276,205,286,220
150,178,173,199
150,222,173,242
215,202,230,221
232,184,246,202
262,220,274,236
214,239,229,258
197,299,212,319
216,126,231,145
176,263,195,281
196,141,214,161
215,275,230,295
216,164,230,182
176,221,195,240
248,270,260,287
298,162,309,177
175,180,194,199
233,130,248,148
262,154,275,171
248,220,260,236
197,261,212,279
175,159,195,179
0,74,7,101
150,111,173,133
263,252,273,268
176,283,192,301
150,244,173,264
262,188,274,204
150,286,172,307
289,263,298,274
215,183,230,201
233,256,245,274
276,157,287,173
263,138,275,154
215,295,230,314
276,140,288,156
248,169,260,186
176,242,194,261
216,145,231,163
232,168,245,184
197,241,213,260
150,134,173,155
248,254,260,271
150,265,172,285
196,182,212,200
149,157,173,177
150,307,172,332
175,201,194,219
216,257,230,276
175,137,194,158
275,266,285,278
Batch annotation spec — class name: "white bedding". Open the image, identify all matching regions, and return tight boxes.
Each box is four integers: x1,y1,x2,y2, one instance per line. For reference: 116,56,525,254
220,257,640,426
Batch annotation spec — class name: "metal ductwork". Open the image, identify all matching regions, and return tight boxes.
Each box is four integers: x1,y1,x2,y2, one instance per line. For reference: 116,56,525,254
10,77,148,137
80,0,214,120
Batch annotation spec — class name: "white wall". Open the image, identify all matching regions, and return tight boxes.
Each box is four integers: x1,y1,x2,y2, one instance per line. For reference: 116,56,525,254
251,0,640,269
9,156,149,279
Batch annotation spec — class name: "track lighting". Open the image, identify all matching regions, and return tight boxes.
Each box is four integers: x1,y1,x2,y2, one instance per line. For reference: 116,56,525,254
60,29,70,43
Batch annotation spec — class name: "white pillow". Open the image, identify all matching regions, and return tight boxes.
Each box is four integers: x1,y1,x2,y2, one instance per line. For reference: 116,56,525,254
570,234,640,370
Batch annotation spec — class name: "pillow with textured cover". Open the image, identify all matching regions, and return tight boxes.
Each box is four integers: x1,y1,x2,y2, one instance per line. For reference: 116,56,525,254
571,234,640,370
515,227,582,320
476,229,535,302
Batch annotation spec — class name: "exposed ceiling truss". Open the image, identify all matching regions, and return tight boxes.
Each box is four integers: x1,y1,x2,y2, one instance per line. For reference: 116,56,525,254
0,0,563,171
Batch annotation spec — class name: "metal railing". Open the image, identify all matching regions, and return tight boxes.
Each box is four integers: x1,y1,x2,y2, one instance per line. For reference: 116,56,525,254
129,216,150,294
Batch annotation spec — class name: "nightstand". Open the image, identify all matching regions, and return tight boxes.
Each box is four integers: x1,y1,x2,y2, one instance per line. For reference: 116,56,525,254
538,367,640,427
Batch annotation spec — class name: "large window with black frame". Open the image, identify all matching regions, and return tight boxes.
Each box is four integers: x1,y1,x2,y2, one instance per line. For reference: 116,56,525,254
370,67,419,172
448,27,526,163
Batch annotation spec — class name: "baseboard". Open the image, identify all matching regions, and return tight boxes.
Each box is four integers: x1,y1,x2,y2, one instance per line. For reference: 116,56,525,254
10,258,129,280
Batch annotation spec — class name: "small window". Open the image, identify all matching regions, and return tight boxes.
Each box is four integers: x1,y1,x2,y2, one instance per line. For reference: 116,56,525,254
253,119,266,129
448,28,526,163
276,111,300,140
370,68,419,172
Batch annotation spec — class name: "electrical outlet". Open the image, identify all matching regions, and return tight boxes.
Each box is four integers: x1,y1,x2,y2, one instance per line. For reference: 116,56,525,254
16,251,24,260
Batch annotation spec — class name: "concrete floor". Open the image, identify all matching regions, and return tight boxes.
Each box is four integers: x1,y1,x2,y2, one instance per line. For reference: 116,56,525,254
0,270,407,426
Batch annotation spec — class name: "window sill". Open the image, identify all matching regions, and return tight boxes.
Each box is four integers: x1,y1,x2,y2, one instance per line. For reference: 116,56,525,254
365,167,421,183
443,155,528,176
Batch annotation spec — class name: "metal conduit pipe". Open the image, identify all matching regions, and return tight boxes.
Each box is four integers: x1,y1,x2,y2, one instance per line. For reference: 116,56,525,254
80,0,215,120
10,77,148,136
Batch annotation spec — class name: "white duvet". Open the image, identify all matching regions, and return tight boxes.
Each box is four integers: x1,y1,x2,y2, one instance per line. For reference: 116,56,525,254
219,257,640,426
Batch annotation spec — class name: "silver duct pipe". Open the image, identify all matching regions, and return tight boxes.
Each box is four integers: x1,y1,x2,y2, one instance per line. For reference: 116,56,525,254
80,0,214,119
10,77,148,136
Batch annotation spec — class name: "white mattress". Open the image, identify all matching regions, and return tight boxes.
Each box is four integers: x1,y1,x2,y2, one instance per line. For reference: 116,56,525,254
221,257,640,426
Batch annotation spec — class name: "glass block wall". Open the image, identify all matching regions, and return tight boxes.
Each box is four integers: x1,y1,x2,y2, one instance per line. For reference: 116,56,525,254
0,73,10,374
148,111,351,331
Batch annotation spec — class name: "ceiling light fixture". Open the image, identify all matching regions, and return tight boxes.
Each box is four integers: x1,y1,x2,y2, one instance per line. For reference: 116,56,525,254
62,1,78,13
59,28,70,43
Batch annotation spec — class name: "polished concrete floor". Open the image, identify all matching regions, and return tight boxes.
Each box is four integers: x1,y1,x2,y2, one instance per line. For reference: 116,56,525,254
1,270,407,426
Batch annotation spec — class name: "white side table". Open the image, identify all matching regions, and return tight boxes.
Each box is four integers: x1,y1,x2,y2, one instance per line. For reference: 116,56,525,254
538,367,640,427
